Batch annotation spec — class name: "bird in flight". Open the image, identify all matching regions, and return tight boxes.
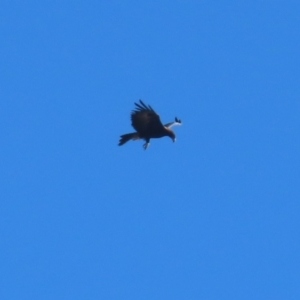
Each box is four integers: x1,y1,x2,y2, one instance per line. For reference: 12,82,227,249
118,100,181,149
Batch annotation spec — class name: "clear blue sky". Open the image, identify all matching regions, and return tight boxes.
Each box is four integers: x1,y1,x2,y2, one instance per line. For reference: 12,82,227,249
1,1,299,299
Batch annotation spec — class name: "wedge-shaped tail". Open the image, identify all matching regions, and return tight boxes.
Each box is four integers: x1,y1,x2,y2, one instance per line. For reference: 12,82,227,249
118,132,139,146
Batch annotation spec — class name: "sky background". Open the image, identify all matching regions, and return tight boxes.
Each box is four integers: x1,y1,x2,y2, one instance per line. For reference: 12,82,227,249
1,1,300,299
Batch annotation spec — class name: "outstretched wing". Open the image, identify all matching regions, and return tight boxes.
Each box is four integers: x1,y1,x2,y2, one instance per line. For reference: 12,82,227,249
131,100,164,134
164,117,182,128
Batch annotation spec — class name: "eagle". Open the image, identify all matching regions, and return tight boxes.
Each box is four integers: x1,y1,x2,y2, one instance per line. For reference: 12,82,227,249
118,100,181,149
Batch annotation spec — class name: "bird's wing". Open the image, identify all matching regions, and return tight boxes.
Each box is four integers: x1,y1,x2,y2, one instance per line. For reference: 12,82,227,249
131,100,164,134
164,117,182,128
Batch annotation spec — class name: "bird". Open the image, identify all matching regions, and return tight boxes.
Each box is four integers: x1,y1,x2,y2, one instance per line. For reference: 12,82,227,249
118,100,181,149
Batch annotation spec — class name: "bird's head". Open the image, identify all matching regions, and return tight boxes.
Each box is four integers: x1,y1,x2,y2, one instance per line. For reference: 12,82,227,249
165,128,176,142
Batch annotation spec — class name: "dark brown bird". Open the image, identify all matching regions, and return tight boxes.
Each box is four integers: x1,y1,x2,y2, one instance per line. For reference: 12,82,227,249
118,100,181,149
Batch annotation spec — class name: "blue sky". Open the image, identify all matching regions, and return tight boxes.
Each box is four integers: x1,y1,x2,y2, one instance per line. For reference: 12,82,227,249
1,1,300,299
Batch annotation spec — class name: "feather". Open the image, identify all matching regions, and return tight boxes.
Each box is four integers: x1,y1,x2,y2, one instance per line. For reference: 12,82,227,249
119,100,181,149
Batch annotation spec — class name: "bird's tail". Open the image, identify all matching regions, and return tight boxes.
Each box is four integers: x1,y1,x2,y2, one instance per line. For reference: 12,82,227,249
118,132,139,146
